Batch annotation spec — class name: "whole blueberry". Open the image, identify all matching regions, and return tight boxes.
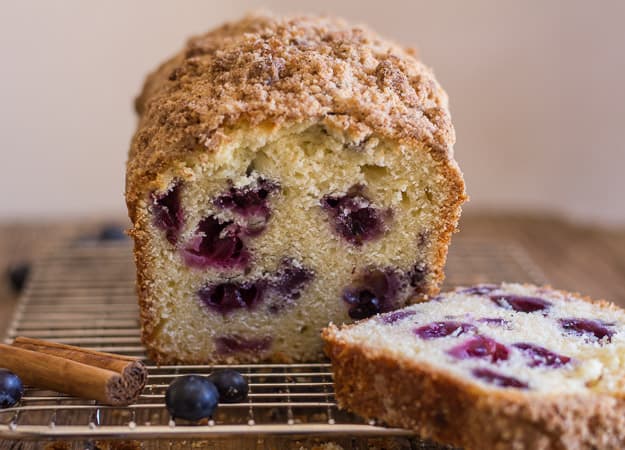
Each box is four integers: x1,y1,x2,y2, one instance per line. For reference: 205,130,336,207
0,369,24,409
6,263,30,293
208,369,249,403
346,290,381,320
165,375,219,421
98,225,128,241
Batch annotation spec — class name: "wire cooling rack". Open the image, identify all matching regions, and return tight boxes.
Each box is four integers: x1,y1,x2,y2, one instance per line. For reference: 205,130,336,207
0,237,547,446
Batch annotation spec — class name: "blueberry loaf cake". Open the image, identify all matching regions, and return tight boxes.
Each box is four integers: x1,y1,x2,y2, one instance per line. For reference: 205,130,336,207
126,13,466,364
323,283,625,450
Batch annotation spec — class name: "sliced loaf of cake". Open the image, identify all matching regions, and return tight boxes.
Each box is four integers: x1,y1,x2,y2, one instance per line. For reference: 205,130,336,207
323,283,625,450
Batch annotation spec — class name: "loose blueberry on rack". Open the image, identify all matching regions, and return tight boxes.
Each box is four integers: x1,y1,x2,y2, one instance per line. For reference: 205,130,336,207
6,263,31,293
0,369,24,409
98,225,128,241
165,375,219,421
208,369,249,403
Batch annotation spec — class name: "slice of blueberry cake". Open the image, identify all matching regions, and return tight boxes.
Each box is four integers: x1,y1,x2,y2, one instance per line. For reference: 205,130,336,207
323,283,625,450
126,13,466,364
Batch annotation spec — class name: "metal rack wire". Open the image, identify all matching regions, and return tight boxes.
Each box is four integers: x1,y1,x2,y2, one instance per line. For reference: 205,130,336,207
0,237,547,445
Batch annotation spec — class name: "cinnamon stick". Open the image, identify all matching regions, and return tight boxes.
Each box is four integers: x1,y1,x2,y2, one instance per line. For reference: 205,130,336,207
0,337,147,406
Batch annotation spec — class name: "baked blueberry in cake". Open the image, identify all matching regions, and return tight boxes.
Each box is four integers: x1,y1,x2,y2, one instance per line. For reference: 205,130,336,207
126,13,466,363
323,283,625,450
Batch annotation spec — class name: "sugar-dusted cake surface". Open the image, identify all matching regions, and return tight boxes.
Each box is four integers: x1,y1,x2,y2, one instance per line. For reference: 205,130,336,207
126,13,466,364
323,283,625,450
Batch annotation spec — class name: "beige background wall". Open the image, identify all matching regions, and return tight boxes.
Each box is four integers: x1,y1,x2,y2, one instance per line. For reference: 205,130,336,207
1,0,624,224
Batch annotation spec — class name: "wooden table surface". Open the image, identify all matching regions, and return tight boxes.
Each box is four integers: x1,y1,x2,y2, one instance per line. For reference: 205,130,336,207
1,213,624,449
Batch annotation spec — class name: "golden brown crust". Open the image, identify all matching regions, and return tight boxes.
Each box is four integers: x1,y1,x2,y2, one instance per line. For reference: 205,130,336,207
322,289,625,450
126,12,463,213
126,12,467,364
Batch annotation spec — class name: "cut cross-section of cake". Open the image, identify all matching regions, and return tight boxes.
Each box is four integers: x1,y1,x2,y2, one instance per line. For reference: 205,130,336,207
323,283,625,450
126,13,466,364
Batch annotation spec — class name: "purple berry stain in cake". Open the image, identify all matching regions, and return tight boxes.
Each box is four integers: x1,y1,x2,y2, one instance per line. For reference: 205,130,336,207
408,263,428,293
448,336,510,362
197,258,313,315
151,181,183,244
477,317,510,327
214,178,278,216
182,216,249,269
322,185,386,246
414,321,477,339
472,368,528,389
513,343,571,368
490,294,551,313
214,177,279,234
380,309,417,325
272,259,314,298
215,335,272,355
344,290,381,320
198,281,264,315
459,284,498,296
343,269,400,320
266,259,314,312
559,318,615,342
